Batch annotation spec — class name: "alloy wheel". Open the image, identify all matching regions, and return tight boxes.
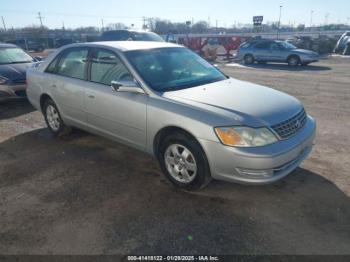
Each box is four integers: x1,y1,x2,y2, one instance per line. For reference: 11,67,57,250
164,144,197,184
46,105,61,131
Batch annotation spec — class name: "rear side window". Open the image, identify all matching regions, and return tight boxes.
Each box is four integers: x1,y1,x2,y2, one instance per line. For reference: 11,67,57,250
56,48,88,80
240,42,252,48
90,49,133,85
254,42,271,49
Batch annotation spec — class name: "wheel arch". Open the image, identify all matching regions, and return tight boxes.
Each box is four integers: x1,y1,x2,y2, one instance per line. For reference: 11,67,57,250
40,93,53,112
153,126,204,159
287,54,300,62
244,53,255,59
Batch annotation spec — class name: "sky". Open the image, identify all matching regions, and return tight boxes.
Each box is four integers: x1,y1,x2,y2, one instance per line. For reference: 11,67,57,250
0,0,349,29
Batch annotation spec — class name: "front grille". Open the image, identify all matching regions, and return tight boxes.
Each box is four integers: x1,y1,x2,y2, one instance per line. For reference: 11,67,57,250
271,108,307,139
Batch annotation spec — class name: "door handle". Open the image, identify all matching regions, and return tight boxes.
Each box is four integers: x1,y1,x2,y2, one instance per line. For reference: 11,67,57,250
87,93,95,99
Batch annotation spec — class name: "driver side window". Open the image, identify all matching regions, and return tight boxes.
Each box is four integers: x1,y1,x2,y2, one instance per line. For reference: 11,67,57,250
90,49,133,85
271,42,283,50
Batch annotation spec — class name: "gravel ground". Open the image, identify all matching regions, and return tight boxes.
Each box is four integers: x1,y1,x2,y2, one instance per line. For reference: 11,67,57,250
0,57,349,255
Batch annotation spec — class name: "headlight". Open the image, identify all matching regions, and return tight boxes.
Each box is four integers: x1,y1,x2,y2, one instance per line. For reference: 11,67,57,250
214,126,278,147
0,76,8,85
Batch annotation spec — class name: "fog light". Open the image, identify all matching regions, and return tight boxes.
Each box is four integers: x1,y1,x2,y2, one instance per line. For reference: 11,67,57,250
236,168,274,177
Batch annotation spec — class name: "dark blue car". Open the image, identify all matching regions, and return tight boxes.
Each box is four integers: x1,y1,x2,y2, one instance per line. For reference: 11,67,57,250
0,43,37,101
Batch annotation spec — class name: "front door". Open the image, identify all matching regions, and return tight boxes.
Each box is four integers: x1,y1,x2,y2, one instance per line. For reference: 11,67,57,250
254,41,273,61
84,48,147,150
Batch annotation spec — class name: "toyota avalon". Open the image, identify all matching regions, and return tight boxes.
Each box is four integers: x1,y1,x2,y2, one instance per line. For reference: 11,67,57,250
26,41,316,190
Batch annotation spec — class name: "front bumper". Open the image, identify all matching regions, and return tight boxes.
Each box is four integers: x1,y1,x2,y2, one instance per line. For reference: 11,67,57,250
199,116,316,185
0,84,27,101
301,56,320,63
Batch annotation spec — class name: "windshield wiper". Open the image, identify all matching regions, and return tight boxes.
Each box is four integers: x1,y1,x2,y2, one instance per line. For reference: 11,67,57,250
7,61,33,64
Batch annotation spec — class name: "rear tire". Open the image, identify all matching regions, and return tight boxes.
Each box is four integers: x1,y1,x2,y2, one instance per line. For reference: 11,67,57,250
158,132,212,190
43,99,71,137
244,54,254,65
287,55,300,66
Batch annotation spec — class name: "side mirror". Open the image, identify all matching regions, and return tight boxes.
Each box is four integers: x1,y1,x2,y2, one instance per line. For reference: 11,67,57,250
111,80,145,94
33,56,43,62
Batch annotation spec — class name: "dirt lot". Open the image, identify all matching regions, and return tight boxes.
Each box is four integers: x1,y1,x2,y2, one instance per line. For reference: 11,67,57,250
0,57,350,255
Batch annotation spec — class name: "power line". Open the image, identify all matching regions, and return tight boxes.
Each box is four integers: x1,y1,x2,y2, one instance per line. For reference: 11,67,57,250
0,9,142,20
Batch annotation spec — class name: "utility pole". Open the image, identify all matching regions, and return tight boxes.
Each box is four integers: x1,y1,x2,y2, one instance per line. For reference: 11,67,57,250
101,19,104,32
324,13,330,25
37,12,44,27
1,16,6,31
277,5,283,39
310,10,314,31
142,16,147,29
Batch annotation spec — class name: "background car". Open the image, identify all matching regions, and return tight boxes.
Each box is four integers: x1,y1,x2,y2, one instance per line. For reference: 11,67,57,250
6,39,45,52
334,31,350,55
0,43,37,101
237,39,320,66
100,29,164,42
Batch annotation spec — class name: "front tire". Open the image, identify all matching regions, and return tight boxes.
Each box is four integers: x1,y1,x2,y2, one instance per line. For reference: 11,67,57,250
244,54,254,65
158,132,211,190
43,99,71,136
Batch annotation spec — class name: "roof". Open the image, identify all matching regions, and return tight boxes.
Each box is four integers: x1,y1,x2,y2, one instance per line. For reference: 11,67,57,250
0,43,17,48
65,41,182,52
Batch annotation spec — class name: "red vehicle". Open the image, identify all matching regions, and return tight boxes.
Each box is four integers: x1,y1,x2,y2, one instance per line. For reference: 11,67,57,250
178,35,242,60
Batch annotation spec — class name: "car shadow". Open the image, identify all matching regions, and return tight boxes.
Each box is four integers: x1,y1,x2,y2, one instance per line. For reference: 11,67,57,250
1,129,350,254
242,63,332,71
0,99,35,120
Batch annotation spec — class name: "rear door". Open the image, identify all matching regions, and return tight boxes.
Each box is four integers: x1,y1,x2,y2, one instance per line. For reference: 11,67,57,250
84,48,147,150
45,47,89,128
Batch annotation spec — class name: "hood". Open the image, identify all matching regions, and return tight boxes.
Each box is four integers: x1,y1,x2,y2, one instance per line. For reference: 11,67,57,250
293,49,319,56
163,78,303,127
0,63,32,81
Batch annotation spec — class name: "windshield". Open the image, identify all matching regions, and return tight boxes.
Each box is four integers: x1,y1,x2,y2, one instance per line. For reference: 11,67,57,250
278,41,297,50
0,47,33,64
125,48,227,92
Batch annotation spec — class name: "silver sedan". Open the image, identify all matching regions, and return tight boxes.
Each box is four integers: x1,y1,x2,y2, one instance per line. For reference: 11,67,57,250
236,40,320,66
27,41,316,190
